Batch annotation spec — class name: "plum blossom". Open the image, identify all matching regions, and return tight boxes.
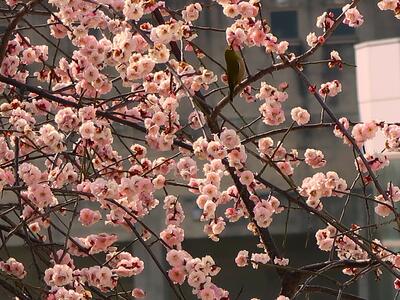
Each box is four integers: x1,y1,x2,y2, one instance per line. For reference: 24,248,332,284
355,153,389,173
160,225,185,249
291,107,310,125
220,128,241,150
304,149,326,169
319,80,342,97
316,12,335,30
106,251,144,277
342,5,364,27
306,32,319,47
0,258,26,279
251,252,270,269
235,250,249,267
132,288,146,298
299,172,347,210
79,208,101,226
378,0,398,11
351,121,379,146
182,3,202,22
44,264,74,287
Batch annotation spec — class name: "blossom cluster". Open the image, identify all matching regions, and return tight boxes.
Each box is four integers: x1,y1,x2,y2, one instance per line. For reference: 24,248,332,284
378,0,400,19
299,172,348,210
0,258,26,279
258,82,288,126
166,249,228,299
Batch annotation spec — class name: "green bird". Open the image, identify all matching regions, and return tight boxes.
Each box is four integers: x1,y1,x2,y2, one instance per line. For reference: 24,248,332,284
224,47,245,102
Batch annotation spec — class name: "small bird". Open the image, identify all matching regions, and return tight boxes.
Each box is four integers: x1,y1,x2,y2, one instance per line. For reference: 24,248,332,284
224,46,245,102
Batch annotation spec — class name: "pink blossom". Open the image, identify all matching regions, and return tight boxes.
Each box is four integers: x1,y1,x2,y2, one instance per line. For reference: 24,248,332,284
306,32,318,47
251,253,270,269
168,266,186,285
378,0,398,11
319,80,342,97
182,3,202,22
343,5,364,27
239,170,254,186
374,195,392,217
253,200,274,228
86,233,118,254
316,12,335,30
188,270,206,288
188,111,205,130
220,128,240,149
235,250,249,267
132,288,146,298
395,278,400,290
291,107,310,125
198,287,216,300
304,149,326,169
315,226,335,251
0,258,26,279
277,161,294,176
223,4,239,18
79,208,101,226
44,264,73,287
160,225,185,248
274,257,289,266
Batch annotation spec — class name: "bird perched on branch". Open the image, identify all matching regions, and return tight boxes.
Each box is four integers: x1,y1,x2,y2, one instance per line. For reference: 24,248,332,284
224,46,245,102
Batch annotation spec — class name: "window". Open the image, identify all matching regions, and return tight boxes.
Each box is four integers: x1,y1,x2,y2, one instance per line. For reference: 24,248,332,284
273,0,290,5
270,11,298,39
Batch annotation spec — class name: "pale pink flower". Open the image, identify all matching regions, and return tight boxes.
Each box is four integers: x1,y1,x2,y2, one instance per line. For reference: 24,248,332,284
343,5,364,27
251,253,270,269
79,208,101,226
168,266,186,285
253,200,274,228
223,4,239,18
291,107,310,125
316,12,335,30
378,0,397,11
304,149,326,169
160,225,184,248
132,288,146,298
277,161,294,176
0,258,26,279
319,80,342,97
315,227,334,251
274,257,289,266
239,170,254,186
198,287,216,300
235,250,249,267
182,3,202,22
44,264,73,287
188,111,205,130
306,32,318,47
187,270,206,288
220,128,240,149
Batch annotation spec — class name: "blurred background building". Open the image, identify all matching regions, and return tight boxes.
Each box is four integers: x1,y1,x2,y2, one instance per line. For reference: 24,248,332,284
1,0,400,299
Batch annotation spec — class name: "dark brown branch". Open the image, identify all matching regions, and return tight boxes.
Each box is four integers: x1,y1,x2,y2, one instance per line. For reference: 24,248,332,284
302,285,366,300
0,0,42,64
